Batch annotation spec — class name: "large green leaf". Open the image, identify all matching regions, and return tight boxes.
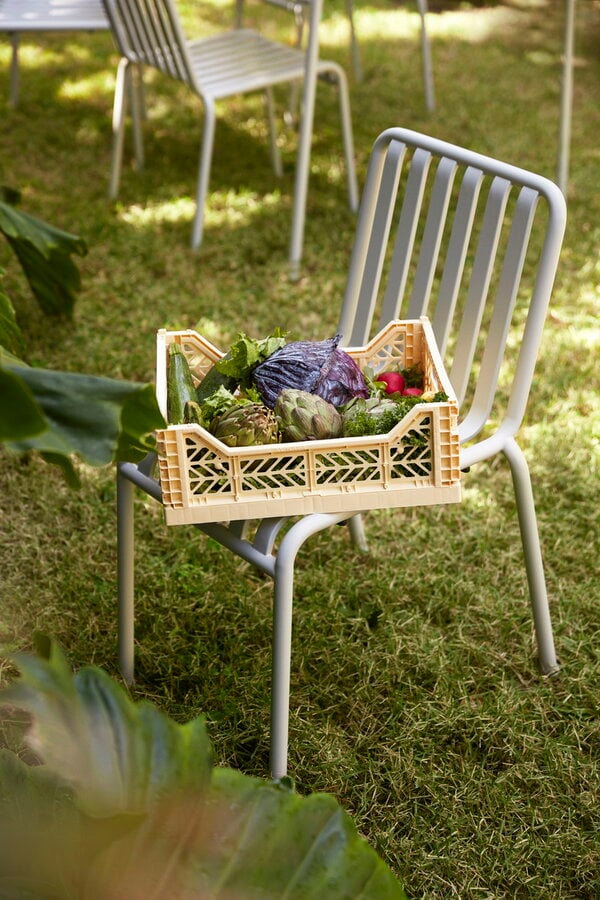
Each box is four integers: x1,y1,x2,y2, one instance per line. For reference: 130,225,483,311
0,200,87,317
0,365,46,441
3,364,165,468
0,276,23,355
2,640,213,818
0,640,407,898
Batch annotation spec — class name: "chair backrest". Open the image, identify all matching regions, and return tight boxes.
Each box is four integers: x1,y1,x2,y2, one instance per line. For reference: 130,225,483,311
102,0,196,87
338,128,567,450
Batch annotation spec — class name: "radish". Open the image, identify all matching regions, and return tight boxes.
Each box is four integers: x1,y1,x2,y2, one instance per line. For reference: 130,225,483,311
402,387,423,397
376,371,405,395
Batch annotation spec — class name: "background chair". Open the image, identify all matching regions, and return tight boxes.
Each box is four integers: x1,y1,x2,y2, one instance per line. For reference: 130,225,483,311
342,0,435,111
116,126,566,780
0,0,109,106
102,0,358,280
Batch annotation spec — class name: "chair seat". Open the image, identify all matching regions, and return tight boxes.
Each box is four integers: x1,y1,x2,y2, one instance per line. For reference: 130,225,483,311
187,29,320,100
0,0,108,31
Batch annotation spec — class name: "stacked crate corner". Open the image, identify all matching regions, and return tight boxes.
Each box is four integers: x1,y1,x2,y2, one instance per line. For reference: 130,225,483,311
155,318,461,525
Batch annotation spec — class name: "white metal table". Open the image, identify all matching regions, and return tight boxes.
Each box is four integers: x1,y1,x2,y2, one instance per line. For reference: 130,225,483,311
0,0,109,105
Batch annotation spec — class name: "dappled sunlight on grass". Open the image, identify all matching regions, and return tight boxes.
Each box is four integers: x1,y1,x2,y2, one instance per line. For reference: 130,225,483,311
118,189,283,231
349,2,523,44
58,70,116,101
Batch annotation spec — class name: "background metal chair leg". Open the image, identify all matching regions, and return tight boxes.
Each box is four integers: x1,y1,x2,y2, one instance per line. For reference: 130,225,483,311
117,466,135,685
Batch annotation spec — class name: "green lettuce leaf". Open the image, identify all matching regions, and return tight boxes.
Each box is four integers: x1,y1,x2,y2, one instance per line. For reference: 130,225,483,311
216,329,288,387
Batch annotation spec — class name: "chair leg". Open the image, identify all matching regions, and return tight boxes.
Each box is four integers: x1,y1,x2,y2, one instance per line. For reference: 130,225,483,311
130,64,145,170
117,465,135,685
8,32,19,107
348,514,369,553
503,438,559,675
109,57,131,200
269,512,355,778
264,86,283,178
345,0,363,81
416,0,435,112
333,64,359,213
270,553,296,780
191,98,216,251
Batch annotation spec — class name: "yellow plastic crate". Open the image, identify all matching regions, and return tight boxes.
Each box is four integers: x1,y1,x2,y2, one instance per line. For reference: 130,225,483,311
155,318,461,525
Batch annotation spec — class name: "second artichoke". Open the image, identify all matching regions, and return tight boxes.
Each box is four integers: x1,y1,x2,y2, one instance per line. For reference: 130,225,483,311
210,403,279,447
275,389,343,442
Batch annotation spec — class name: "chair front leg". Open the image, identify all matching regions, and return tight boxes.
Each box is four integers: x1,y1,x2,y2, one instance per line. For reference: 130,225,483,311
269,511,361,778
332,63,359,213
117,464,135,685
191,97,216,250
109,57,131,200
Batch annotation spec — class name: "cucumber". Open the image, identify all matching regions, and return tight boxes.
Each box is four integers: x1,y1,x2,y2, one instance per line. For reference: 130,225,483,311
195,352,238,402
167,344,198,424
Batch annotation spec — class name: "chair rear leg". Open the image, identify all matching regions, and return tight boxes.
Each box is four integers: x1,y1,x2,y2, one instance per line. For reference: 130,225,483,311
117,465,135,685
9,33,19,107
264,86,283,178
109,57,131,200
130,64,145,170
332,64,359,213
348,514,369,553
191,98,216,250
503,438,559,675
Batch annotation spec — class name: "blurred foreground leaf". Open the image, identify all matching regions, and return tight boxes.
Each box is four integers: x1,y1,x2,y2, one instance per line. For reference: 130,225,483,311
0,639,407,899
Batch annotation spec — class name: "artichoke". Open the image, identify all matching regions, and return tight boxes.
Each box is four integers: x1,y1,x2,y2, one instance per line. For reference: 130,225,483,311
275,389,344,442
210,402,279,447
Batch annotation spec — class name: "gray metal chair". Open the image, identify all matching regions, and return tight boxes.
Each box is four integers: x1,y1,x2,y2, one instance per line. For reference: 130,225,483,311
116,126,566,780
103,0,358,279
0,0,109,105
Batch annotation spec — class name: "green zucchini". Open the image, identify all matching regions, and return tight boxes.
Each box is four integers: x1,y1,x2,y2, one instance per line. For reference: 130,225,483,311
167,344,197,424
183,400,204,426
195,352,238,402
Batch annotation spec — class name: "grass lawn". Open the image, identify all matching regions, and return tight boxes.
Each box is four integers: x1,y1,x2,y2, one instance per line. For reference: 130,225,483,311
0,0,599,896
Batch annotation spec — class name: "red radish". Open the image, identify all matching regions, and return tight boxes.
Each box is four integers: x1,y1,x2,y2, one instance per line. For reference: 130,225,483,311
402,387,423,397
376,372,405,394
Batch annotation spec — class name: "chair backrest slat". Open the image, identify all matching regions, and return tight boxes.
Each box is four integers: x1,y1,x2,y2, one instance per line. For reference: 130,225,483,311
104,0,195,86
343,139,406,344
432,165,484,357
460,185,539,442
339,128,567,446
406,155,459,320
379,146,432,328
450,175,511,406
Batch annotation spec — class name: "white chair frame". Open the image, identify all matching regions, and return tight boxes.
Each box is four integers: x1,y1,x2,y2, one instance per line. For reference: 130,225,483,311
116,127,566,780
103,0,358,280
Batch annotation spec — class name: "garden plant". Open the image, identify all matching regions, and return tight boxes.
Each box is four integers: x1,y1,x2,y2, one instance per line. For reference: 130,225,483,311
0,0,599,896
